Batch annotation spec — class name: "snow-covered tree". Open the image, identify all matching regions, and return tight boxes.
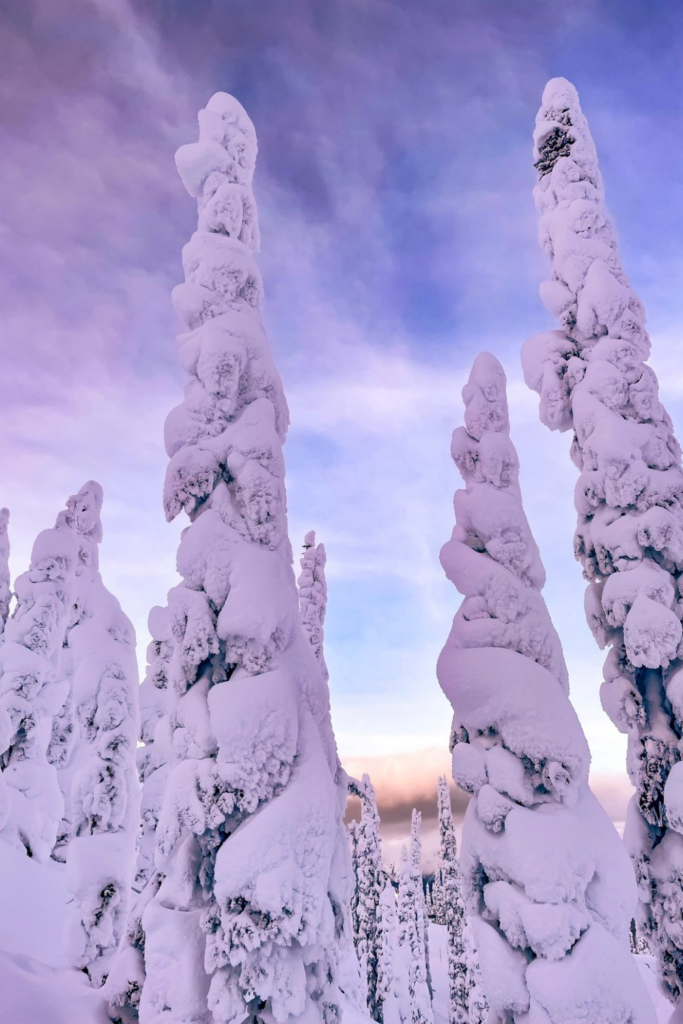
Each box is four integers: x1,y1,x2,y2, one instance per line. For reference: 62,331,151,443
114,91,349,1024
436,776,468,1024
43,483,140,986
376,879,403,1024
522,76,683,1002
298,531,328,679
410,809,432,999
438,352,655,1022
349,773,385,1018
0,508,10,633
135,604,175,893
105,603,175,1021
425,882,434,921
0,499,81,862
465,930,487,1024
397,845,432,1024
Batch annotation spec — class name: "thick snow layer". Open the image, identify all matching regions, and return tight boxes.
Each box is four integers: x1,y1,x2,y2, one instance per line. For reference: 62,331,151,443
440,646,589,805
0,844,109,1022
0,951,109,1024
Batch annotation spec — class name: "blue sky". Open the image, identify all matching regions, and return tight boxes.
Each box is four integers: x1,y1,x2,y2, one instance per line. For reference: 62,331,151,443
2,0,683,808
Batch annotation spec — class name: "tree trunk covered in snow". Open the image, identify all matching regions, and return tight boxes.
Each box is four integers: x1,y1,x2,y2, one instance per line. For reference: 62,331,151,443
349,773,385,1019
436,776,468,1024
46,482,140,987
523,76,683,1002
438,352,655,1023
111,92,350,1024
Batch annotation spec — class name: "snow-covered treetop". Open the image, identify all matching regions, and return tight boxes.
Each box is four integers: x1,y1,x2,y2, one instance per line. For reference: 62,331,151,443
524,79,683,674
442,353,569,692
164,91,289,525
524,77,652,434
533,78,600,190
298,530,328,680
55,481,103,572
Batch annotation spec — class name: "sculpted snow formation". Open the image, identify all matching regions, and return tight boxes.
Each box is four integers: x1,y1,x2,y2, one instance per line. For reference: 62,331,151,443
523,76,683,1002
108,93,351,1024
438,353,655,1023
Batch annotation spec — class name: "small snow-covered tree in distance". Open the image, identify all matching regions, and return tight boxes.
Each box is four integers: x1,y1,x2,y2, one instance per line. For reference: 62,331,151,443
410,809,432,999
376,878,403,1024
117,92,350,1024
437,352,655,1022
106,603,178,1019
523,76,683,1002
397,844,432,1024
0,508,10,633
465,933,486,1024
436,775,468,1024
349,773,385,1017
45,482,140,987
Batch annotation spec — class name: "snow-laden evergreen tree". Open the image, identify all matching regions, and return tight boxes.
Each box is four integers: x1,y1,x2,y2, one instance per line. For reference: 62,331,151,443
106,605,182,1020
0,497,82,862
397,845,432,1024
112,91,350,1024
465,931,487,1024
135,604,175,892
0,508,10,633
298,531,328,679
425,882,434,921
44,482,140,986
349,773,385,1018
438,352,655,1022
410,809,432,1000
436,776,468,1024
522,76,683,1002
376,879,403,1024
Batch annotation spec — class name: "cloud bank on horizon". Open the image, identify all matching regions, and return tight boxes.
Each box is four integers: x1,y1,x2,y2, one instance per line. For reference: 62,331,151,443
1,0,683,809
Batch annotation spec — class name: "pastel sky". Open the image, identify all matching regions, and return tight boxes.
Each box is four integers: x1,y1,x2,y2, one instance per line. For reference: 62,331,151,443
2,0,683,843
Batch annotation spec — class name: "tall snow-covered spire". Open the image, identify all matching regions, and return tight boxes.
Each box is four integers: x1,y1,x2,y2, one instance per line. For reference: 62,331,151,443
119,92,349,1024
0,508,10,633
523,77,683,1002
438,353,655,1023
